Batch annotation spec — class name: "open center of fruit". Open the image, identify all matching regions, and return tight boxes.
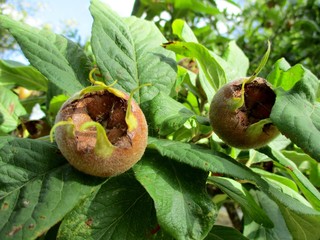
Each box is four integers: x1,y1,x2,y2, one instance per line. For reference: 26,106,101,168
80,90,131,147
236,79,276,126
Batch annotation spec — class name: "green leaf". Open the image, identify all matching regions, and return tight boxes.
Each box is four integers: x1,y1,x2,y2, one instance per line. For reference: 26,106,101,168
163,41,227,99
171,0,220,15
148,137,263,183
248,40,271,80
205,225,248,240
90,0,176,104
171,20,248,83
207,176,273,228
243,190,292,240
244,189,320,240
265,176,313,209
170,20,248,100
0,60,48,91
282,150,320,188
252,168,299,193
133,151,216,240
172,19,198,43
58,172,164,240
270,64,320,162
143,92,196,136
279,203,320,240
267,58,294,90
47,94,69,122
259,147,320,211
171,20,215,101
0,86,27,133
0,15,91,95
0,137,103,240
222,41,249,80
148,138,320,216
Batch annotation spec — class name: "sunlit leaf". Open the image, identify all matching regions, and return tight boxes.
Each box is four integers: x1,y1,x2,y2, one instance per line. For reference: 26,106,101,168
0,60,48,91
252,168,299,193
222,41,249,80
134,151,216,240
163,41,226,100
143,92,196,136
282,150,320,188
0,87,26,133
270,64,320,162
148,137,320,217
0,16,91,95
90,0,176,104
172,19,198,43
171,0,220,15
259,147,320,210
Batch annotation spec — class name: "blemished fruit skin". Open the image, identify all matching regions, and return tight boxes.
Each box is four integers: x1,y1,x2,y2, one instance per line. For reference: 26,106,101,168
209,77,279,149
54,89,148,177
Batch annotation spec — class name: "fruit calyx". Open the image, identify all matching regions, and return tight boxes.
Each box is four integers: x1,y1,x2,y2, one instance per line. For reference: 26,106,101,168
234,77,276,127
209,77,279,149
50,69,149,177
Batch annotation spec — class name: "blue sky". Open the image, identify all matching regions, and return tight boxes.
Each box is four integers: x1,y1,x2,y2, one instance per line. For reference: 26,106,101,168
35,0,93,40
7,0,239,42
4,0,239,63
3,0,135,62
31,0,135,41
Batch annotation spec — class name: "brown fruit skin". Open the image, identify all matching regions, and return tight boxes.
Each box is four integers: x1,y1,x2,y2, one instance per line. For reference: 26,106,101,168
209,77,279,149
54,90,148,177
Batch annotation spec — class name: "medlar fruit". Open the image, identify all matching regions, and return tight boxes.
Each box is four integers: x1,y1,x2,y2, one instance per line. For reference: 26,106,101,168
51,73,148,177
209,77,279,149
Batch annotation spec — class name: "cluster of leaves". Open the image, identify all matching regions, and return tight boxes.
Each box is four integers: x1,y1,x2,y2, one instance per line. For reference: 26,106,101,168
132,0,232,53
0,0,41,55
132,0,320,77
235,0,320,77
0,0,320,240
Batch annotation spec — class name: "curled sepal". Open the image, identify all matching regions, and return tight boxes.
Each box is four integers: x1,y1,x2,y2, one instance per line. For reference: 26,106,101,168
80,121,115,159
126,83,151,132
50,118,75,143
79,68,125,99
230,41,272,111
246,118,273,136
229,79,247,111
247,40,271,83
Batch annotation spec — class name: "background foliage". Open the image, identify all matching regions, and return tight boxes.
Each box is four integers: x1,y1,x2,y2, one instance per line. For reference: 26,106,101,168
132,0,320,77
0,0,320,240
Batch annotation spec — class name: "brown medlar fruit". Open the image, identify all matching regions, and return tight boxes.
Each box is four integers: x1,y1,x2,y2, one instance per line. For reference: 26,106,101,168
209,77,279,149
51,76,148,177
